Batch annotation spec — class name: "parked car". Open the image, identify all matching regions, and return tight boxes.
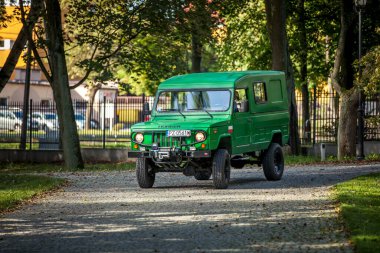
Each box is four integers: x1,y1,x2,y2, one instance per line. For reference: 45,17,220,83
31,112,59,131
13,111,39,130
0,110,22,131
75,113,85,129
75,113,100,129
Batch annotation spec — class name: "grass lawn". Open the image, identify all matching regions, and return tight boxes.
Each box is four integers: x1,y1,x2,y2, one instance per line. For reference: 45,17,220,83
334,173,380,253
0,162,135,213
0,174,65,213
0,162,135,174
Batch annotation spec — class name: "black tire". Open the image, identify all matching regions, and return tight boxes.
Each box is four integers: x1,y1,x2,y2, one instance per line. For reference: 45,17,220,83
212,149,231,189
136,157,155,188
194,170,212,180
13,124,21,131
262,143,284,181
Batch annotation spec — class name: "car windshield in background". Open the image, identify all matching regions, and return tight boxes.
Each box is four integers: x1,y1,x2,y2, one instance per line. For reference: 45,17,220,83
156,90,231,113
45,113,57,120
75,114,85,120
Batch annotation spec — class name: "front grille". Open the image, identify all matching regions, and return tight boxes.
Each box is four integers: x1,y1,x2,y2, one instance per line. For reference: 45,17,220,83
152,131,191,147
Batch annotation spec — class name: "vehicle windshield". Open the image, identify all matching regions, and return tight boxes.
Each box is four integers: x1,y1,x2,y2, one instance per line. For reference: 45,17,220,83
156,90,231,113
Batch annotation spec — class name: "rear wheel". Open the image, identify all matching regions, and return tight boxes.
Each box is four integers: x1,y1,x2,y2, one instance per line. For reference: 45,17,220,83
262,143,284,181
136,158,155,188
212,149,231,189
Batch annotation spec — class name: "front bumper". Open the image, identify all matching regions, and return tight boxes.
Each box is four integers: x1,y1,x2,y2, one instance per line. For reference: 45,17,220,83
128,150,211,159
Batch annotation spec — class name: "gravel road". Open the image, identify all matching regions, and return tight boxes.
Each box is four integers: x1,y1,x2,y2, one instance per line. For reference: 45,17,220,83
1,164,379,253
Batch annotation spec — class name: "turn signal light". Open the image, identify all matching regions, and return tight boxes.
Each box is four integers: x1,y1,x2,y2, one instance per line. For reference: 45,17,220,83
228,126,233,133
201,143,206,149
133,144,139,149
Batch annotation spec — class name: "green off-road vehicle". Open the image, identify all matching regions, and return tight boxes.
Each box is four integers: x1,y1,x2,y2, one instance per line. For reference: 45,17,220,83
128,71,289,189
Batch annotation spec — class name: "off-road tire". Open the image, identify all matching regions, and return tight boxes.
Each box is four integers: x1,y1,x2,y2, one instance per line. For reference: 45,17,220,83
212,149,231,189
136,157,155,188
262,143,284,181
194,170,212,180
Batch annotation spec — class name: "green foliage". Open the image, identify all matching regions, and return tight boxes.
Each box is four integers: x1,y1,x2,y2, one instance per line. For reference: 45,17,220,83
334,173,380,253
118,33,190,95
359,45,380,95
216,1,271,71
0,174,64,212
287,0,339,88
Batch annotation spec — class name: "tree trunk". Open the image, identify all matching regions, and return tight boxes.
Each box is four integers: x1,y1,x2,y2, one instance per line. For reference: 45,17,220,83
296,0,310,143
337,90,359,159
85,82,101,130
0,0,43,92
331,0,357,159
191,33,202,73
265,0,300,154
44,0,84,169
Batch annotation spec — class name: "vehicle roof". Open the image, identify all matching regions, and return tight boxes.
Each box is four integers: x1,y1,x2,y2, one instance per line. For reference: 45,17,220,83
159,71,284,89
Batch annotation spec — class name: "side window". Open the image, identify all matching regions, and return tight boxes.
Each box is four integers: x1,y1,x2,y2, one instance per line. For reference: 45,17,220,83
253,82,267,104
234,88,249,113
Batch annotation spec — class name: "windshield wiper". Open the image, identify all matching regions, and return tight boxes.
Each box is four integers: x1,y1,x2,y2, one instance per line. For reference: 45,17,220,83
203,109,213,119
177,109,186,119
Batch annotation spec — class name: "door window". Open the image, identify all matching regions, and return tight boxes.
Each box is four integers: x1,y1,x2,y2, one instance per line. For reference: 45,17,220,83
253,82,267,104
234,88,249,112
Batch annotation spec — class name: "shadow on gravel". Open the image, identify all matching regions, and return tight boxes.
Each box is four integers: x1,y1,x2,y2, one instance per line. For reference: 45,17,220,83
0,165,379,253
0,198,347,253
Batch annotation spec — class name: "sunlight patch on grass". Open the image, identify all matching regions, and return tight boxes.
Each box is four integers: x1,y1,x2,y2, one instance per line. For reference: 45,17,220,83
334,173,380,253
0,174,65,212
0,162,135,174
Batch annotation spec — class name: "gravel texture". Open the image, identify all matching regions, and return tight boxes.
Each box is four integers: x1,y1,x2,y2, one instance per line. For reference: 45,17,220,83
1,164,379,253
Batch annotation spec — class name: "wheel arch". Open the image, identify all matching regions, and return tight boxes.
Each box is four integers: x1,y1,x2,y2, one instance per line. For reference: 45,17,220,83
216,135,232,154
271,131,283,146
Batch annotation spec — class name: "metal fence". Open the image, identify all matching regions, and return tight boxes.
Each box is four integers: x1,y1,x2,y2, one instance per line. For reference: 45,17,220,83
296,88,380,145
0,95,155,150
1,91,379,150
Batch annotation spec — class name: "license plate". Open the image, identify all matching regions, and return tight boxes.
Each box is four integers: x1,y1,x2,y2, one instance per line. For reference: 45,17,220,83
166,130,191,137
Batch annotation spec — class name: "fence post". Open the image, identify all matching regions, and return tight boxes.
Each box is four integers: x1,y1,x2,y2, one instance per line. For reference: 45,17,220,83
29,99,33,150
103,96,106,149
313,85,317,145
142,93,145,122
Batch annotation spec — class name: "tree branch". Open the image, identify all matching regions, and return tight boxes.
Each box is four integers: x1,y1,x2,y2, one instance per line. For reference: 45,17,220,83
19,0,52,84
0,0,44,92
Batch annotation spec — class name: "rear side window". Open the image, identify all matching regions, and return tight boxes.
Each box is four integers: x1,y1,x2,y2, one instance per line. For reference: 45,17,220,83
253,82,267,104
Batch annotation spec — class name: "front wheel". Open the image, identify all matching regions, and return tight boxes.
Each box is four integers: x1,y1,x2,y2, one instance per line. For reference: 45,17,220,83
136,158,155,188
13,124,21,132
262,143,284,181
212,149,231,189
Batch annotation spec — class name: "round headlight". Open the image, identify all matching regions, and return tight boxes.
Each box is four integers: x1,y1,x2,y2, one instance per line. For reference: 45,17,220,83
135,133,144,143
195,131,206,142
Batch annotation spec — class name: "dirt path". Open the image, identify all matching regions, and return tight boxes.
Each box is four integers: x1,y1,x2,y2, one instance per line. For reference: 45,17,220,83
1,164,379,253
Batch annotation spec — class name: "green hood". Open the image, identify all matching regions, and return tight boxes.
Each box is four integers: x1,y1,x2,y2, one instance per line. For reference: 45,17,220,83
131,115,230,132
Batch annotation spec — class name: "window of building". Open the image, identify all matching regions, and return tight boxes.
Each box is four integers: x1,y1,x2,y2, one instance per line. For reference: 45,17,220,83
0,98,8,107
253,82,267,103
234,88,249,112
